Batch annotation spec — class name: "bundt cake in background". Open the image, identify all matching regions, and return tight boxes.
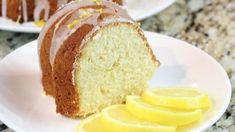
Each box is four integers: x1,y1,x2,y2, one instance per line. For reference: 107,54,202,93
38,0,159,117
0,0,123,23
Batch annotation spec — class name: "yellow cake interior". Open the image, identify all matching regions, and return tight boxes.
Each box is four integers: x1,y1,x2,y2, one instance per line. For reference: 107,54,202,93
75,23,158,116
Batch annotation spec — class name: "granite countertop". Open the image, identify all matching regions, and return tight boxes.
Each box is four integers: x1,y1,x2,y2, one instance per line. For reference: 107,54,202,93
0,0,234,131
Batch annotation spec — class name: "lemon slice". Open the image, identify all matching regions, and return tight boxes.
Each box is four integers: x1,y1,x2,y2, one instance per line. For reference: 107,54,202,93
126,96,202,126
142,87,211,109
77,113,108,132
102,105,176,132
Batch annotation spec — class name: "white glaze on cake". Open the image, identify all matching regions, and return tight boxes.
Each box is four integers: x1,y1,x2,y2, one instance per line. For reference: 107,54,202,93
38,1,90,53
21,0,28,22
34,0,50,21
48,1,132,65
57,0,69,8
1,0,7,18
37,0,130,72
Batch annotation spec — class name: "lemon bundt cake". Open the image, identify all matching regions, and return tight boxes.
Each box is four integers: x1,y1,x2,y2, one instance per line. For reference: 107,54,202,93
38,0,159,117
0,0,122,23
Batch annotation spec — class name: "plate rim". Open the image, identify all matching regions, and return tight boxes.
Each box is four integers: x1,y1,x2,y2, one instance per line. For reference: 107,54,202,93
0,22,41,33
0,31,232,132
131,0,176,21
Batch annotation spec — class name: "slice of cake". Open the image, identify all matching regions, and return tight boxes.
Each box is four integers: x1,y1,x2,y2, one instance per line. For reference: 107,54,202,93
38,0,159,117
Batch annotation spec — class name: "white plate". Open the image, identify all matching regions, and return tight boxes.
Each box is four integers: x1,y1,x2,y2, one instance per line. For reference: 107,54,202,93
0,18,41,33
0,0,175,33
125,0,176,21
0,32,231,132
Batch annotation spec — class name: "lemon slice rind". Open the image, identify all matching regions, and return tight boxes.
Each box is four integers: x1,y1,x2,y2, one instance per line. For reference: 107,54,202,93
102,105,176,132
143,88,211,109
126,96,202,126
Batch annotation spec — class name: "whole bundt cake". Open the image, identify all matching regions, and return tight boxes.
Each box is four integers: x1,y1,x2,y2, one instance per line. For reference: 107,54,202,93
38,0,159,117
0,0,123,23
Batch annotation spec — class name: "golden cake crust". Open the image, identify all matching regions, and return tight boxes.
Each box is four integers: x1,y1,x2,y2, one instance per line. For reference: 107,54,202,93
54,24,94,117
40,9,78,97
39,16,65,97
39,4,105,97
25,0,35,21
113,0,123,5
6,0,21,21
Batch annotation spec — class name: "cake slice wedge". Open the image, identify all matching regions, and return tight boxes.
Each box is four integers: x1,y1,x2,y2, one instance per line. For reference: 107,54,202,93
38,0,160,117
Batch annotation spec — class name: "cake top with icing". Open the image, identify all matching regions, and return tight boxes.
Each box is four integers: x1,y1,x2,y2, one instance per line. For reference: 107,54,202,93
38,0,134,65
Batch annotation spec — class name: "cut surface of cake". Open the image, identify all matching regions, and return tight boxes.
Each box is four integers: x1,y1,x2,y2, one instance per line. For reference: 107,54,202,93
0,0,123,23
38,0,159,117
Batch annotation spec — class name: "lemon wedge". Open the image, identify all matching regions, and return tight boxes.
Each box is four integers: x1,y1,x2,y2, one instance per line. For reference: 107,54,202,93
101,105,176,132
126,96,202,126
77,113,108,132
142,87,211,109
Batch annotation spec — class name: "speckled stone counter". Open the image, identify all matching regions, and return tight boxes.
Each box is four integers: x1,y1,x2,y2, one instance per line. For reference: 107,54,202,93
0,0,234,131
